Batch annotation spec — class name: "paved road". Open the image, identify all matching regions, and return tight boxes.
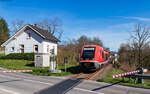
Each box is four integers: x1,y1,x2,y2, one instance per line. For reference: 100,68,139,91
0,71,149,94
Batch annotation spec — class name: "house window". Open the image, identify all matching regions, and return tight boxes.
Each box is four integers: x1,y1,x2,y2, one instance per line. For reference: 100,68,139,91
51,46,55,55
11,47,15,52
20,45,24,53
27,33,31,39
50,49,54,55
34,45,38,53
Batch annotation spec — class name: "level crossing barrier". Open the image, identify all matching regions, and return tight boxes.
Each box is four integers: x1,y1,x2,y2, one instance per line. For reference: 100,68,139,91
0,70,32,73
112,68,150,84
112,70,140,78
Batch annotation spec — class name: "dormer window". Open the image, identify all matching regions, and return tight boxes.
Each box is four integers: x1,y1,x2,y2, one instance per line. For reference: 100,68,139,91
27,33,31,39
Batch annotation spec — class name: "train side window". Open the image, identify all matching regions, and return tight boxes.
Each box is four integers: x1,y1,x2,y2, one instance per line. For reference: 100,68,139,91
106,54,108,60
102,50,104,58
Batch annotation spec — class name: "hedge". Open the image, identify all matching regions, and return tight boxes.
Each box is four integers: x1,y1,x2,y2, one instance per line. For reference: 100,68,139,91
0,53,35,61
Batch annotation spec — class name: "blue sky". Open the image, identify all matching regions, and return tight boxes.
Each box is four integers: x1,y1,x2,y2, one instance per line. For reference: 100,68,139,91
1,0,150,51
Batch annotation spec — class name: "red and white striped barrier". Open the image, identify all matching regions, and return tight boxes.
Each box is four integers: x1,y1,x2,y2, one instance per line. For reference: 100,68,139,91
0,70,32,73
112,70,140,78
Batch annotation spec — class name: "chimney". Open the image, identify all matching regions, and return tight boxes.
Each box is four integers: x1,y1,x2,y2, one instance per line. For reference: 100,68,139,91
34,24,38,27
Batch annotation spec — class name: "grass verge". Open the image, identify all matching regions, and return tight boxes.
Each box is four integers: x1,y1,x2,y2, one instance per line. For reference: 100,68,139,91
98,68,150,88
0,59,80,76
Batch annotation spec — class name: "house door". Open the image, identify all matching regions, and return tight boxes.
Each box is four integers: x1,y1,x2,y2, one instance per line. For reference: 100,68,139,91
36,56,41,67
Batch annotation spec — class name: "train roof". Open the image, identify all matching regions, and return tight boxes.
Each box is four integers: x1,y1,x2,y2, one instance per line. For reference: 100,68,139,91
82,45,110,53
83,45,102,48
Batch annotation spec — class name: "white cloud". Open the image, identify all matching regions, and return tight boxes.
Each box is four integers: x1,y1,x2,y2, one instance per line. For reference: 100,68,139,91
63,23,135,52
120,16,150,22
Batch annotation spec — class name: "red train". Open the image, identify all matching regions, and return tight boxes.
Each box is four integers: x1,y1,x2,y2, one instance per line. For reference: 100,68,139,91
79,45,110,71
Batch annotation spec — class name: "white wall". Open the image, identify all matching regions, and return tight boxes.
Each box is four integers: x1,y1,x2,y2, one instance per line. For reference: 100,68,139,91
5,28,58,55
34,53,50,67
4,26,58,55
5,29,44,55
43,40,58,55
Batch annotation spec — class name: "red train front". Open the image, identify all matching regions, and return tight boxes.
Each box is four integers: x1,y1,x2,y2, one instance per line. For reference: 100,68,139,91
79,45,109,71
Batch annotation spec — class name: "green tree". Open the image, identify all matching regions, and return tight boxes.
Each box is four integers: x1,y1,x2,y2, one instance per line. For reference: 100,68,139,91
130,24,150,67
118,24,150,69
57,35,106,65
77,35,103,53
0,18,9,45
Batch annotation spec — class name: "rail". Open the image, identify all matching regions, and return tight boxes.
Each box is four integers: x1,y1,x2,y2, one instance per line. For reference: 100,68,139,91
72,70,102,80
85,68,104,80
72,64,111,80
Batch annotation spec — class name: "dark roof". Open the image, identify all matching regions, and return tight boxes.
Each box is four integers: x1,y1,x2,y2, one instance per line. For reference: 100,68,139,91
28,24,60,42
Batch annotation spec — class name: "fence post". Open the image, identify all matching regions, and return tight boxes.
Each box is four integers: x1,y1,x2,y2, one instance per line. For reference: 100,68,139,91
136,67,144,84
134,77,136,83
129,76,131,82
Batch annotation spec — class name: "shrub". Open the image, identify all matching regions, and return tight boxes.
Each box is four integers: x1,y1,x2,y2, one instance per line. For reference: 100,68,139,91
0,53,35,61
0,54,5,58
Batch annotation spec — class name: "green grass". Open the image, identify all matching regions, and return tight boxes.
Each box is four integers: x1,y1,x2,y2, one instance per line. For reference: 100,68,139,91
0,59,80,76
98,68,150,88
98,68,124,83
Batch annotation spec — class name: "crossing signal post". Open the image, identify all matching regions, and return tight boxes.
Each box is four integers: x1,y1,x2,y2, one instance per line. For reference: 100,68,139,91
64,57,68,72
50,49,55,71
49,48,61,73
136,67,144,84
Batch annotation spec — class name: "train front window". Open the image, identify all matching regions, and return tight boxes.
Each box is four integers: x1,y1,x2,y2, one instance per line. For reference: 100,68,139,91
82,47,96,60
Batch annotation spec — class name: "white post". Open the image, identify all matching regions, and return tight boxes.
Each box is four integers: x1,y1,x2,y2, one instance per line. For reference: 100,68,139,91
50,47,56,71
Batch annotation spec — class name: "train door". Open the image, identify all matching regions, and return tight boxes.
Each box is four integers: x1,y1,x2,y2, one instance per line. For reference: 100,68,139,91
102,49,105,62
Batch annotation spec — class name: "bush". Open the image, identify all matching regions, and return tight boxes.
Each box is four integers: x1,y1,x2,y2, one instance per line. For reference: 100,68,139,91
0,54,5,58
0,53,35,61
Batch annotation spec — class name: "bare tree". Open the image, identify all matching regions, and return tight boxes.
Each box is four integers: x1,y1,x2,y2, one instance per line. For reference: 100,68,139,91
12,20,24,34
35,18,63,39
130,24,150,67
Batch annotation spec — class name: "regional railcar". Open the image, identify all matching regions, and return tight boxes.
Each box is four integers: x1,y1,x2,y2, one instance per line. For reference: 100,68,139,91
79,45,109,71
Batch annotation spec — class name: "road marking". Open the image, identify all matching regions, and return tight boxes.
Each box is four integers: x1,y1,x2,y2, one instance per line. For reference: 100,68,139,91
74,88,104,94
23,79,53,85
23,79,104,94
0,74,53,85
0,74,24,80
0,88,19,94
0,74,19,79
0,74,103,94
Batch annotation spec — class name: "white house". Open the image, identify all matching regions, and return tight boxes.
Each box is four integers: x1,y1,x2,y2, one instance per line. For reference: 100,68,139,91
1,24,60,55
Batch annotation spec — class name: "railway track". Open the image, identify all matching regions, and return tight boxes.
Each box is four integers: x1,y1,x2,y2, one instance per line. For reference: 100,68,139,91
71,64,111,80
